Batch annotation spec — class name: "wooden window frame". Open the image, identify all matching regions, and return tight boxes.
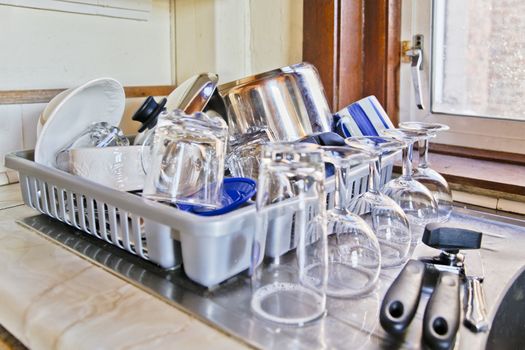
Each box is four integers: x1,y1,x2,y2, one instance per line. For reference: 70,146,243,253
303,0,401,125
302,0,525,165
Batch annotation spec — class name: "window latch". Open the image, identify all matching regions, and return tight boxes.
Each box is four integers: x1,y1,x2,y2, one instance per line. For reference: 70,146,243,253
402,34,425,110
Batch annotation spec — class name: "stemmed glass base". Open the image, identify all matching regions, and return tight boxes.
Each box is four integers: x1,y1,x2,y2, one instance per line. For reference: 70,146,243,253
382,176,438,242
413,167,453,222
325,209,381,298
349,192,411,268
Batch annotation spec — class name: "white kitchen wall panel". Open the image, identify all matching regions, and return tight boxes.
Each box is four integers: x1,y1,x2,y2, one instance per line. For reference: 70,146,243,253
0,0,152,20
0,105,23,173
0,0,173,90
175,0,303,84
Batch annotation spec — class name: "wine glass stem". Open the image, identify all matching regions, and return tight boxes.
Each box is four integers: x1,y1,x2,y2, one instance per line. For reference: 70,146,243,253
418,138,430,169
368,156,382,194
401,142,414,179
333,163,347,211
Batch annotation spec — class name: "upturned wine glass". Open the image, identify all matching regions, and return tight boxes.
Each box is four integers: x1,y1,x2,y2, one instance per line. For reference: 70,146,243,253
381,129,438,242
345,136,412,268
321,146,381,298
399,121,452,222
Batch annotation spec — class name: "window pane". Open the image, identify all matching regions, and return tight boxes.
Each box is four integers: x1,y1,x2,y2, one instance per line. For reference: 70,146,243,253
432,0,525,121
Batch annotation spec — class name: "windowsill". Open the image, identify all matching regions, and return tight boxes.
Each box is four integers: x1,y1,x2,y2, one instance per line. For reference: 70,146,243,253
394,152,525,211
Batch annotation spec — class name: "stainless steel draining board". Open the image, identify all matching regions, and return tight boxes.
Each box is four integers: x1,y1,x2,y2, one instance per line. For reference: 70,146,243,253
17,207,525,350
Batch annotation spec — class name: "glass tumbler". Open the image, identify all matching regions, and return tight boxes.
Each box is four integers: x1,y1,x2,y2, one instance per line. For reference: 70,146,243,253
142,110,228,208
226,130,270,180
250,142,328,326
56,121,129,171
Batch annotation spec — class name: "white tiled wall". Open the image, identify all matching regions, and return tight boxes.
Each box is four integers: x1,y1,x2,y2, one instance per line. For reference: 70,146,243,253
0,104,25,181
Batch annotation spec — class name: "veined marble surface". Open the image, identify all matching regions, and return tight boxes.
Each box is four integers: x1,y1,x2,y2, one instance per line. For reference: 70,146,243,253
0,185,249,350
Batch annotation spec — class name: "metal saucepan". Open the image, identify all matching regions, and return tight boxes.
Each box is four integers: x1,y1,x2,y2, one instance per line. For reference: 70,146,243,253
218,62,333,143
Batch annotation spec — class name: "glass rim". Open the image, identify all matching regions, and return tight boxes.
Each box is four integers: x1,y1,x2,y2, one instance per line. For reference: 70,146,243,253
320,145,372,165
344,136,406,154
398,121,450,133
261,141,321,154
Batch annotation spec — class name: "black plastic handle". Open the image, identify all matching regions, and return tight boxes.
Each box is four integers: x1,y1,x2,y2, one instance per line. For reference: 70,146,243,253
380,260,426,334
423,271,461,350
423,224,482,252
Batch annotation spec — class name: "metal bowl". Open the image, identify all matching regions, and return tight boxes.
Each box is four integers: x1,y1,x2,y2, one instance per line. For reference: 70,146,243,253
218,62,333,143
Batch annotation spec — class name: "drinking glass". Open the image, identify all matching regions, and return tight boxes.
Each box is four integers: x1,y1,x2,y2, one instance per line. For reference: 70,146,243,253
345,137,411,268
142,110,228,208
381,129,438,242
250,142,328,325
399,122,452,222
56,122,129,171
226,130,270,180
322,146,381,298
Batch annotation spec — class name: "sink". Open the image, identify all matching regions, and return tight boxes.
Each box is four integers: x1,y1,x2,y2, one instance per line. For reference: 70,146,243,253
485,267,525,350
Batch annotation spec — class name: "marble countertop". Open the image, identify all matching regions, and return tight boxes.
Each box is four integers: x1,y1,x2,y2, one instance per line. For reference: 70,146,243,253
0,184,249,350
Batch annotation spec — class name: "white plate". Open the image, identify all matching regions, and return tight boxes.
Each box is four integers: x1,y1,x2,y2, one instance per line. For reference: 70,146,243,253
35,78,125,168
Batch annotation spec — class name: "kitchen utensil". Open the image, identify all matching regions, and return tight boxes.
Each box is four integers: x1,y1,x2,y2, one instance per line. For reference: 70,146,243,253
399,122,452,222
381,128,438,242
421,224,487,337
422,224,481,249
380,259,427,334
250,142,328,325
176,177,256,216
132,73,223,145
219,62,333,142
35,77,125,168
334,95,396,138
463,250,489,332
322,146,381,298
422,271,461,350
67,146,145,191
346,136,411,268
380,260,461,350
381,224,483,346
142,110,228,208
132,96,167,133
165,73,219,113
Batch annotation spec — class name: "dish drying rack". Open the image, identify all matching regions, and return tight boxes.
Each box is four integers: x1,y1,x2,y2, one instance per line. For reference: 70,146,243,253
5,150,396,288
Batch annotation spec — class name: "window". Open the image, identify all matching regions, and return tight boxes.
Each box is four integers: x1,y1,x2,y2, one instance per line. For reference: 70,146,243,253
400,0,525,154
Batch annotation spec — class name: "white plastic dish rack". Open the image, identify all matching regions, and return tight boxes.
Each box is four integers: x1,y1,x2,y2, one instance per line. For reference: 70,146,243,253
5,150,396,288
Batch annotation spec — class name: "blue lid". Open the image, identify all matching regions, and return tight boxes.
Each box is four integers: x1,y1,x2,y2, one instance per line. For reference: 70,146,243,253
176,177,256,216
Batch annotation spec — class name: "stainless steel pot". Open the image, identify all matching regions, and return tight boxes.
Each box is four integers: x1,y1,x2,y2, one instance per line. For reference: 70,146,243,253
218,62,333,143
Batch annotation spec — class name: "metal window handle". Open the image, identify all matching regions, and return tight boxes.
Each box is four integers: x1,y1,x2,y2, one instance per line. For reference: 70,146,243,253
403,34,425,110
406,48,424,110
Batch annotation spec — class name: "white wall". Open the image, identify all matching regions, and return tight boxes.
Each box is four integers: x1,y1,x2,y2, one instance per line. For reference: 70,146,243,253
0,0,174,89
175,0,303,84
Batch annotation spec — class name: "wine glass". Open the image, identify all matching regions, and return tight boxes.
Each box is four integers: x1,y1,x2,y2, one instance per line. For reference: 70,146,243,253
345,136,412,268
399,122,452,222
381,129,438,242
322,146,381,298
